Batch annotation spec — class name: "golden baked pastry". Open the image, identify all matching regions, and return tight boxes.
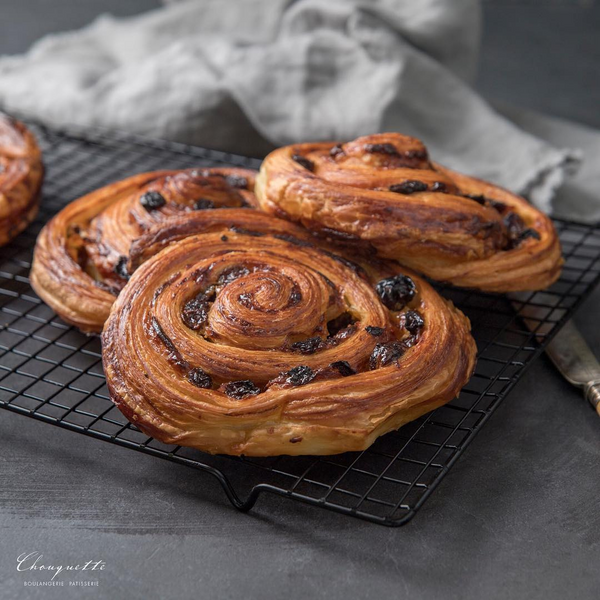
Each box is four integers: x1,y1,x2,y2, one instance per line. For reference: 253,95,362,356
30,167,257,332
103,209,477,456
0,114,43,247
255,133,562,292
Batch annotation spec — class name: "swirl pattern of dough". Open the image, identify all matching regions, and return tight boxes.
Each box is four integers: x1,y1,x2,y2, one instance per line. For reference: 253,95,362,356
0,115,43,247
30,168,257,332
103,209,477,456
255,133,562,292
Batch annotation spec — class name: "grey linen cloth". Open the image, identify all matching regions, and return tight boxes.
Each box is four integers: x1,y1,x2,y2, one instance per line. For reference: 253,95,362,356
0,0,597,220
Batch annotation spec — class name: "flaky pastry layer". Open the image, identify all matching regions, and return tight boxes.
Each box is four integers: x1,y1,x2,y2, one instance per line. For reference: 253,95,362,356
103,209,477,456
30,167,257,332
0,115,43,247
255,133,562,292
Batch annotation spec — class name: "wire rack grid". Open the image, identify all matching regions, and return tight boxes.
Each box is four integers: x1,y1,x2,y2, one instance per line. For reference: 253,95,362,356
1,120,600,526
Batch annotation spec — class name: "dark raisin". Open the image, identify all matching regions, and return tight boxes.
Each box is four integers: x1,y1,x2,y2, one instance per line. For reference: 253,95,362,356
140,190,166,211
182,294,210,330
291,154,315,171
289,287,302,305
431,181,447,192
404,310,424,334
365,143,398,155
489,199,508,212
224,380,261,399
273,233,314,248
405,149,428,160
520,228,541,241
389,180,428,194
464,193,487,205
504,212,526,241
187,367,212,389
114,255,129,279
327,312,355,336
330,361,355,377
291,337,322,354
464,193,507,212
329,144,344,158
286,365,316,386
229,226,264,237
370,342,406,370
221,235,229,242
218,265,250,285
225,174,248,188
375,275,416,311
365,326,384,337
194,198,215,210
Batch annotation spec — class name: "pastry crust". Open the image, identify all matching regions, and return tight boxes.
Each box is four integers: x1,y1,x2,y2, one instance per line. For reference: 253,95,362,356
255,133,563,292
30,167,257,332
103,209,477,456
0,115,43,246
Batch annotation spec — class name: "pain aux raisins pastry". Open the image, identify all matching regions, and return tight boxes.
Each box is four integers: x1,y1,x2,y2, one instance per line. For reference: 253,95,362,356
30,167,257,332
0,114,43,247
102,209,476,456
255,133,562,292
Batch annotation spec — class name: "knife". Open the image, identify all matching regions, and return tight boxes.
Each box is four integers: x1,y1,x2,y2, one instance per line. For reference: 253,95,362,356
544,320,600,416
509,292,600,416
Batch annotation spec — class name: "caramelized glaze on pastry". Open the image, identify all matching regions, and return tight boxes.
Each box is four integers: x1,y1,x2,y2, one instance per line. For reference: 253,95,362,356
30,168,257,332
0,115,43,246
103,209,476,456
255,133,562,292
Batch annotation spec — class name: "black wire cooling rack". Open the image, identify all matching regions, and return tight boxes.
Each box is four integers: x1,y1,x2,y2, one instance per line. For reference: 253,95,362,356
1,120,600,527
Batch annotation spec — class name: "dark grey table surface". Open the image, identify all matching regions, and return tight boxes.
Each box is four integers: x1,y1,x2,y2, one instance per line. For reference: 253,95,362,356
1,2,599,599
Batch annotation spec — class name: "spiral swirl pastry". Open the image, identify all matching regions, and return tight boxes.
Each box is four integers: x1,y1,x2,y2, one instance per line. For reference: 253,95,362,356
103,209,476,456
0,114,43,247
255,133,562,292
30,167,257,332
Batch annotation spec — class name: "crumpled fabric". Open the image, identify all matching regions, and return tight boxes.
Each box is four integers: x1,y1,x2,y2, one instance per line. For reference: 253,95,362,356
0,0,597,219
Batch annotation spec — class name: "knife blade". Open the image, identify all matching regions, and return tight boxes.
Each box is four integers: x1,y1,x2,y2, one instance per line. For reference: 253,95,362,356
544,320,600,415
509,292,600,416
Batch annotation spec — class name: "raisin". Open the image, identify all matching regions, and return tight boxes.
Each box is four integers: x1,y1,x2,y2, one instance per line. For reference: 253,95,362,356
289,287,302,305
181,294,210,330
286,365,316,386
365,326,384,337
114,255,129,279
329,144,344,158
404,310,424,334
224,380,260,399
431,181,448,192
330,361,355,377
504,212,526,243
140,190,166,211
273,233,314,248
370,342,406,370
225,174,248,188
520,228,541,241
489,199,508,212
194,198,215,210
218,266,250,285
291,337,322,354
365,143,398,155
327,312,355,336
187,367,212,389
389,180,428,194
291,154,315,171
229,226,264,237
464,193,507,212
221,235,229,242
375,275,416,311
